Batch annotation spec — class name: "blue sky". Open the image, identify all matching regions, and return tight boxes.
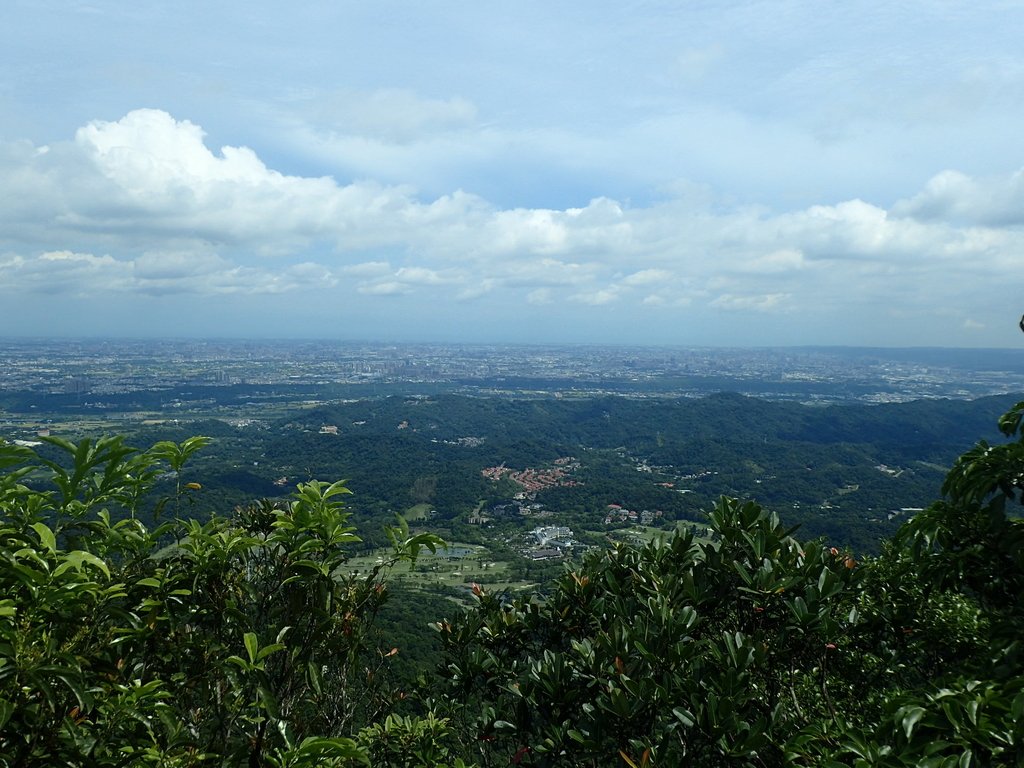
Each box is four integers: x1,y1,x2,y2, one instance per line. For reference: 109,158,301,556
2,1,1023,346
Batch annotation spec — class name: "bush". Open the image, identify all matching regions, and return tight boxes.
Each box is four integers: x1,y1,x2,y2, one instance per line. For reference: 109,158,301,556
0,435,441,767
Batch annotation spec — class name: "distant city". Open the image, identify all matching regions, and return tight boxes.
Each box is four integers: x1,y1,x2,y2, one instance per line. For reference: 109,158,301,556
3,338,1024,405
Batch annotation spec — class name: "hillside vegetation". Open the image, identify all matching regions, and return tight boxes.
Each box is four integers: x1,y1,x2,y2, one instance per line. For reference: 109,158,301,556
122,392,1022,554
1,400,1022,766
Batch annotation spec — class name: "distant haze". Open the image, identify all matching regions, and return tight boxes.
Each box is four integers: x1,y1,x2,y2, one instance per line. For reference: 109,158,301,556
1,2,1023,347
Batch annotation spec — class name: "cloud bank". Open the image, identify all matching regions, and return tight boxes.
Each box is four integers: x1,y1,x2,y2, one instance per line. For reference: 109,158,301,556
1,109,1020,345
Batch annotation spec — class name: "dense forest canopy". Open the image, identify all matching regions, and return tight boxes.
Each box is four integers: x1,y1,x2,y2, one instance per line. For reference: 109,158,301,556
103,391,1022,555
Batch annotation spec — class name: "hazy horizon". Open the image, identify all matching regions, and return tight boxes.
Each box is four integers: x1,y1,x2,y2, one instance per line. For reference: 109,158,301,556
3,334,1024,355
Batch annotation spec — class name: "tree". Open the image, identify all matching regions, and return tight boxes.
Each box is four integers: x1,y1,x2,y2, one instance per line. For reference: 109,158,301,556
845,400,1024,766
437,498,868,766
437,402,1024,767
0,435,444,767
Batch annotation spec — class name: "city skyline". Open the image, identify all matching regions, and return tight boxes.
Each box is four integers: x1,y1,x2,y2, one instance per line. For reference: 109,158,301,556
2,2,1023,347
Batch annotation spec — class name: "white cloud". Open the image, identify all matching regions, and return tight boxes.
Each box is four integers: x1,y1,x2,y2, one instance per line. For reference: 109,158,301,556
394,266,449,286
357,281,412,296
571,287,620,306
711,293,790,312
133,249,227,280
457,278,496,301
499,258,599,288
0,251,131,295
340,261,392,277
63,110,424,251
644,293,693,308
892,168,1024,227
1,109,1023,344
78,109,266,189
737,249,805,274
0,248,342,298
622,268,672,286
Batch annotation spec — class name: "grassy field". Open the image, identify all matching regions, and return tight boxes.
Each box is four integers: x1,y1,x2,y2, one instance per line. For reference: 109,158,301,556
346,541,534,593
403,503,433,521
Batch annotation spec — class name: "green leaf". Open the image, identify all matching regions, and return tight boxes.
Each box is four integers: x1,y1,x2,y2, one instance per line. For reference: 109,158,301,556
55,550,111,578
1011,691,1024,722
257,643,286,662
901,706,926,740
244,632,259,664
673,707,695,728
31,522,56,553
277,718,297,750
293,736,368,764
307,660,323,696
41,666,93,711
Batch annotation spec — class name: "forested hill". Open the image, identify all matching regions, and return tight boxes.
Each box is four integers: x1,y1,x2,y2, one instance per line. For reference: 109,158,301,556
131,391,1023,553
288,390,1021,450
5,396,1024,765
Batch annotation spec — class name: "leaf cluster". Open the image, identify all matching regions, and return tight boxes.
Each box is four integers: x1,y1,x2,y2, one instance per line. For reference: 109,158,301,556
0,435,444,767
437,403,1024,766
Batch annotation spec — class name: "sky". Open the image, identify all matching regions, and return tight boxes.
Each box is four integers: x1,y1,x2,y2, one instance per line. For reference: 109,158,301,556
2,1,1023,347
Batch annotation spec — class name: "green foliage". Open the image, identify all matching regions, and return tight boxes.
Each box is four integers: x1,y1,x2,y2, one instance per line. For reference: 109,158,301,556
897,400,1024,608
859,399,1024,767
437,498,872,766
0,435,445,767
357,712,471,768
3,397,1024,766
436,402,1024,766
